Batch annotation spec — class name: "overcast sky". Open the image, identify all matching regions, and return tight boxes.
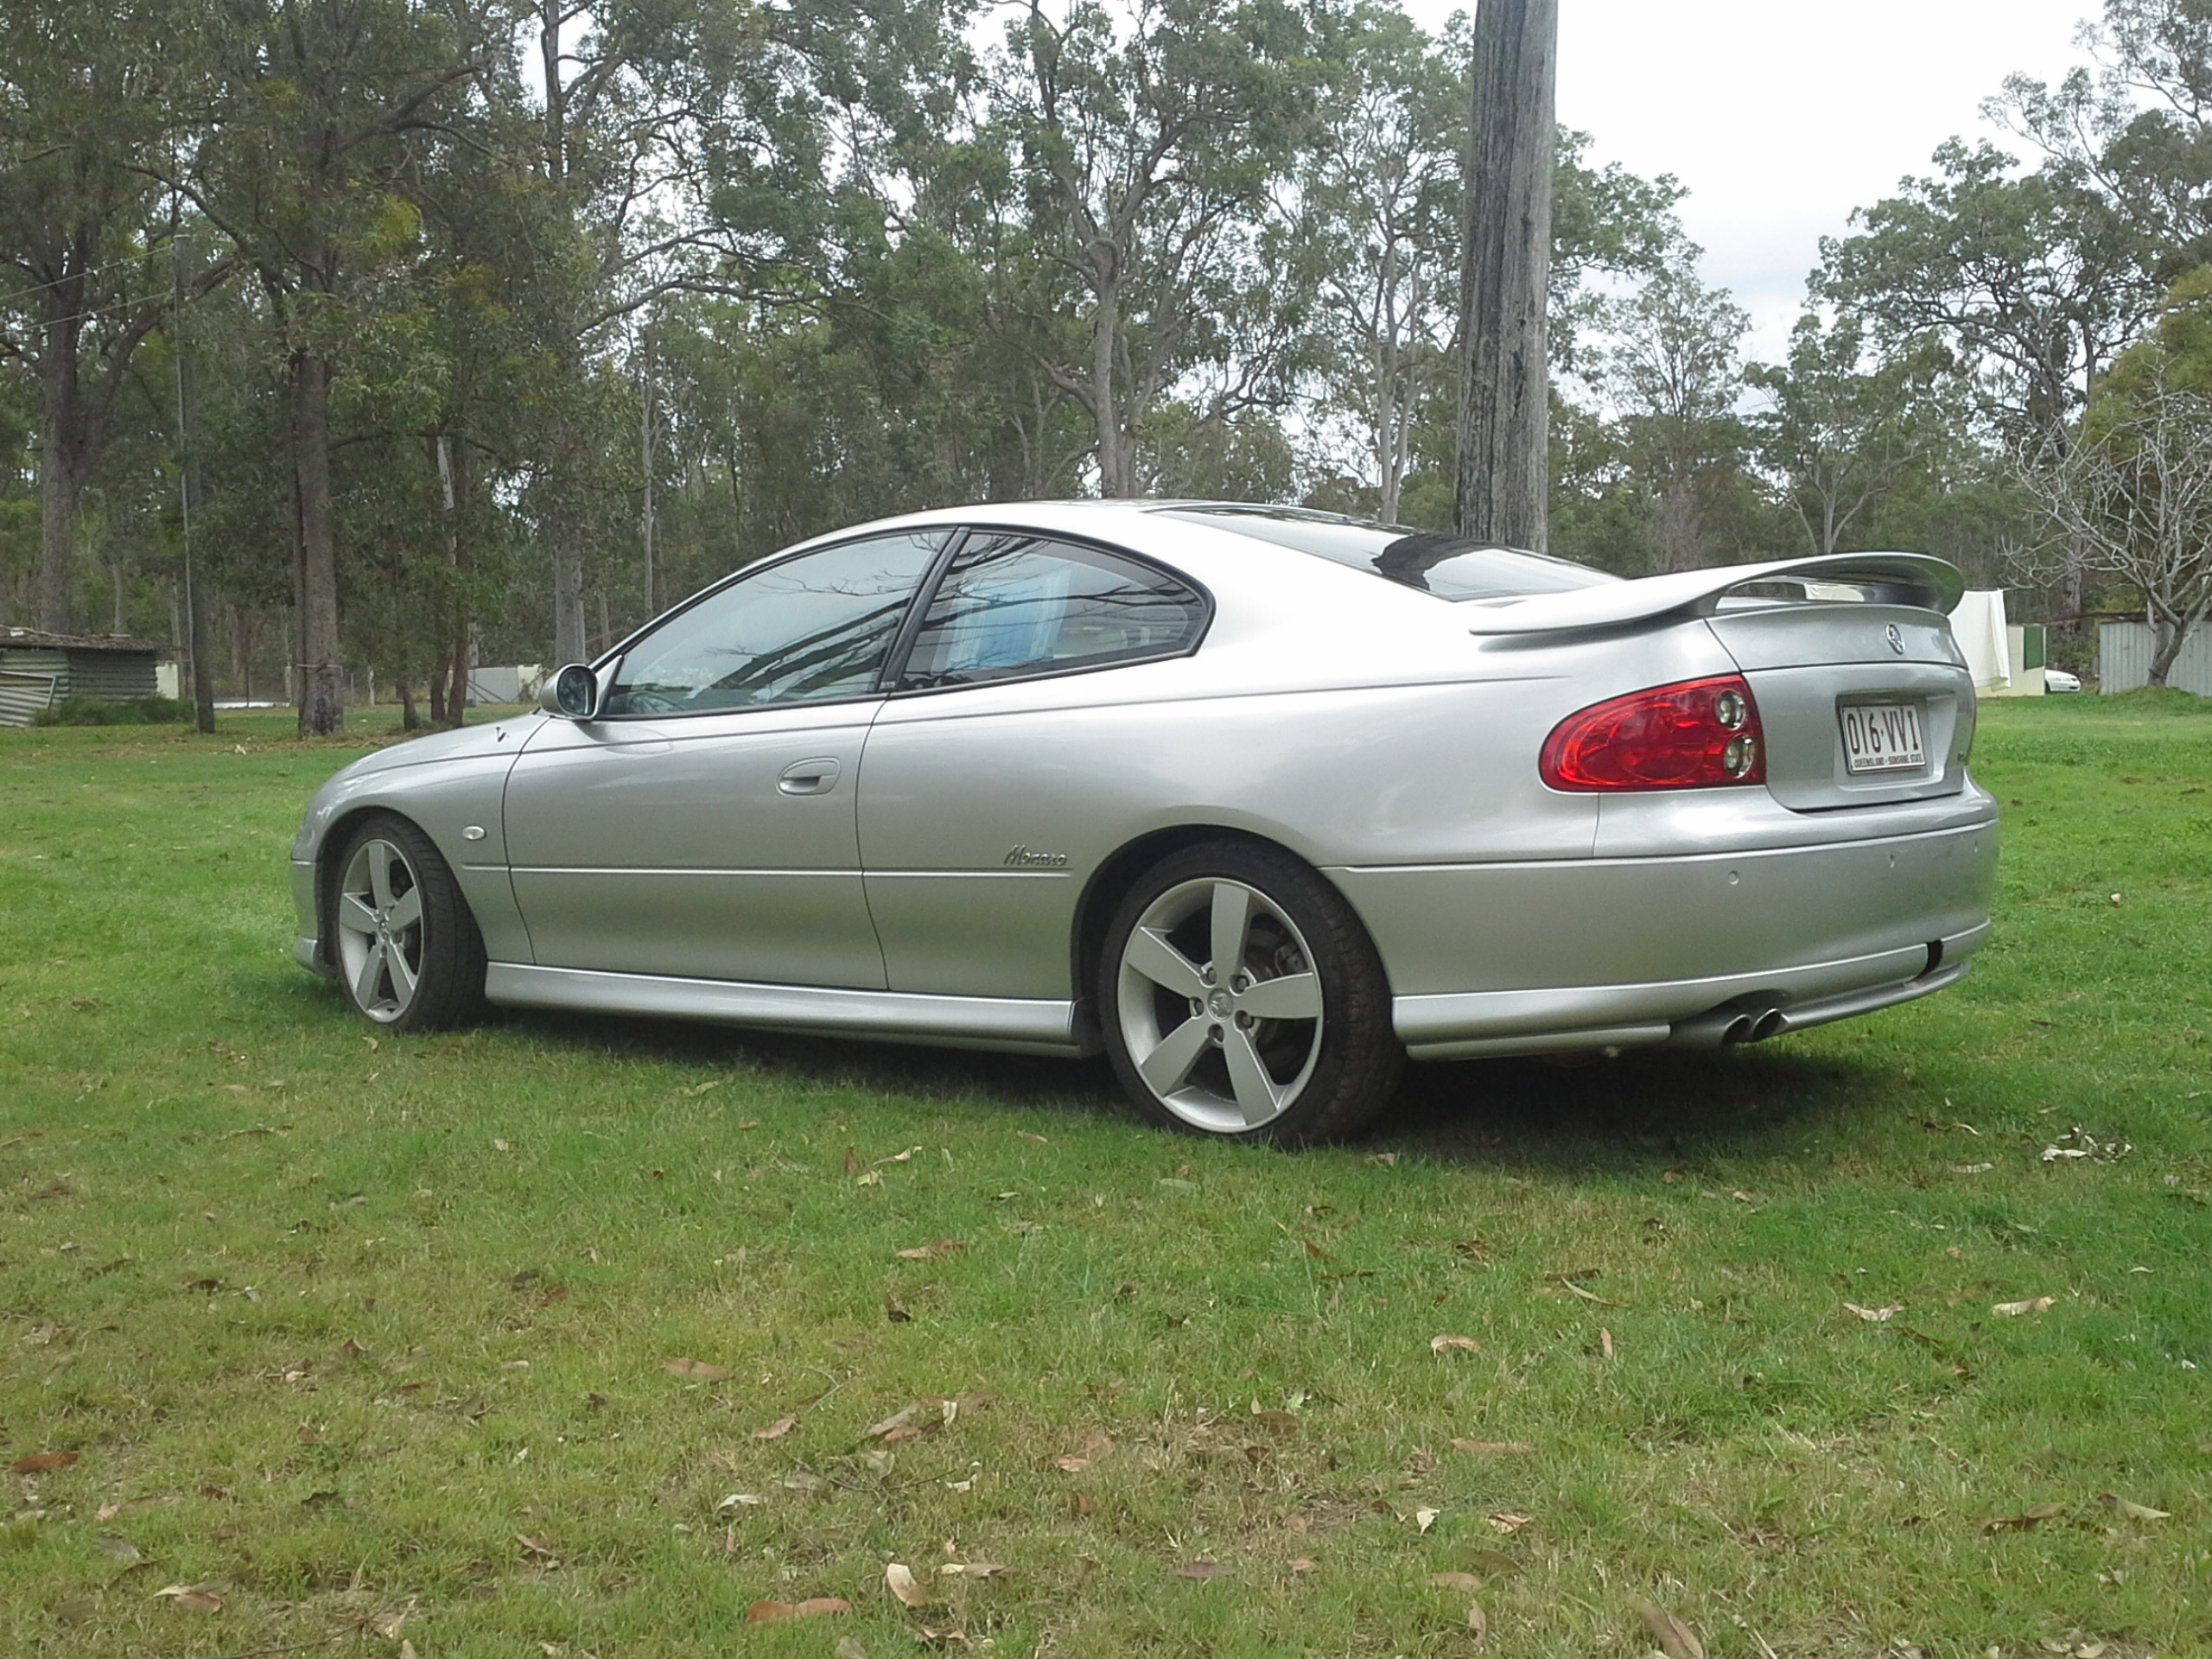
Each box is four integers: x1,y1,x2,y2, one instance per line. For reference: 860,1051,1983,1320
1399,0,2107,364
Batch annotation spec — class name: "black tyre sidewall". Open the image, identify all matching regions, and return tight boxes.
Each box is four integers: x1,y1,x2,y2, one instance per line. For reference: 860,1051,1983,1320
332,814,487,1033
1097,839,1402,1146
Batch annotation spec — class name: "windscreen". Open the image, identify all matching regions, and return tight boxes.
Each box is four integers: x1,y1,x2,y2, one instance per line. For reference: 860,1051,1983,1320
1156,505,1620,601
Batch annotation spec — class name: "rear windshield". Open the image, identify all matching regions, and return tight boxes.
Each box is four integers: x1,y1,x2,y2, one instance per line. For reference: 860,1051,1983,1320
1156,505,1619,601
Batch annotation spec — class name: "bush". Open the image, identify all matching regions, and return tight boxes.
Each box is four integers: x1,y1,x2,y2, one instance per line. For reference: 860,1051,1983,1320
32,696,194,727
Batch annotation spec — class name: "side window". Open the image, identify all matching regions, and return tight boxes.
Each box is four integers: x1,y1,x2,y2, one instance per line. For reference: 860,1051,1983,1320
897,534,1206,690
601,531,945,716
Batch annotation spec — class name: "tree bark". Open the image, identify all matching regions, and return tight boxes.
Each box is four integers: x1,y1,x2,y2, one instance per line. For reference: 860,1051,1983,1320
1093,283,1130,497
1455,0,1556,552
292,349,344,735
35,303,87,632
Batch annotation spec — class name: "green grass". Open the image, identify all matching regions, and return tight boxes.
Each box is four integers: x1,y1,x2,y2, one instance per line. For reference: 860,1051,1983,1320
2,696,2208,1659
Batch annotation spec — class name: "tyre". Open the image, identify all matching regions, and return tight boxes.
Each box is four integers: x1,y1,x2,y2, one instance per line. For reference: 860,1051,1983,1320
1098,839,1403,1145
329,813,487,1032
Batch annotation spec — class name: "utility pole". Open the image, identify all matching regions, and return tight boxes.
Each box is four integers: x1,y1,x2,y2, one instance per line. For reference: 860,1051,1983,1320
1455,0,1556,552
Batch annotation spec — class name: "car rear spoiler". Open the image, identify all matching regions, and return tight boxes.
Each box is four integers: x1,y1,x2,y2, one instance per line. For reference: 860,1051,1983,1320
1461,551,1964,636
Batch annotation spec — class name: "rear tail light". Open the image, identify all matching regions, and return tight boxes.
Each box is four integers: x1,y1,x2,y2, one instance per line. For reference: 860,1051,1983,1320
1540,675,1764,791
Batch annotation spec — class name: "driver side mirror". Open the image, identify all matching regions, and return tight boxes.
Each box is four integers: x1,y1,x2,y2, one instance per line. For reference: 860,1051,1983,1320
540,662,606,720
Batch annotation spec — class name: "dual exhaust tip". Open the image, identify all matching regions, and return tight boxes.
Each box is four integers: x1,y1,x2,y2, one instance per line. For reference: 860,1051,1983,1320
1669,1002,1785,1050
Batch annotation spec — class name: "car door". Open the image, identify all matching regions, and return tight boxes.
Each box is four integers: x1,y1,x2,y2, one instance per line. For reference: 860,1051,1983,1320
858,531,1211,998
504,530,948,988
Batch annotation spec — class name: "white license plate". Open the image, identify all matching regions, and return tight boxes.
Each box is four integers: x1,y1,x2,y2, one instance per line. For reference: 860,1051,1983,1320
1840,702,1926,773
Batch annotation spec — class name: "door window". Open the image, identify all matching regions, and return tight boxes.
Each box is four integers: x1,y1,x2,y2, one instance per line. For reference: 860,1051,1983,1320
601,531,946,716
897,534,1206,690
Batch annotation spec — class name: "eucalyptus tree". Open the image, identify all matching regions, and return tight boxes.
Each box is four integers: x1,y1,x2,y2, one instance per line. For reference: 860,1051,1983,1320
0,0,228,632
989,0,1324,498
179,0,502,734
1745,314,1942,557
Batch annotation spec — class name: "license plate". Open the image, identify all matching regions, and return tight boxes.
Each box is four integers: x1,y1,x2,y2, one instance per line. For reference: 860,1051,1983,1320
1840,702,1926,773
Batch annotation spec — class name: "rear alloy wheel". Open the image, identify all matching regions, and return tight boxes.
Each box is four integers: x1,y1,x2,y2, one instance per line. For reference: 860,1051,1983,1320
331,814,486,1032
1100,841,1402,1145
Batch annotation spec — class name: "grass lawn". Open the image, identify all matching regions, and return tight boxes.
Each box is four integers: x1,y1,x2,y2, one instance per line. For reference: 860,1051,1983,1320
1,694,2208,1659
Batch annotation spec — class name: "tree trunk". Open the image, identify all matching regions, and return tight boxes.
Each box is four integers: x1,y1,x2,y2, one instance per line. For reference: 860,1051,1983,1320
1455,0,1556,552
1092,282,1134,497
35,309,86,632
291,350,344,735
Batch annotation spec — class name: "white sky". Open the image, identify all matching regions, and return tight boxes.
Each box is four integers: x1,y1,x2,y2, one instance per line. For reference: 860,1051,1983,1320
1402,0,2105,364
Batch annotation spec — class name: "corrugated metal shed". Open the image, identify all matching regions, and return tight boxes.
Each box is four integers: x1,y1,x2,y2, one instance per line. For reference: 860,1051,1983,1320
0,628,168,723
2099,620,2212,694
0,671,58,726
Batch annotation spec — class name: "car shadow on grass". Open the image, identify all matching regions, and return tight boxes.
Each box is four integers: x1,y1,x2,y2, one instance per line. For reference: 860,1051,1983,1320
493,1001,1885,1174
1384,1046,1886,1173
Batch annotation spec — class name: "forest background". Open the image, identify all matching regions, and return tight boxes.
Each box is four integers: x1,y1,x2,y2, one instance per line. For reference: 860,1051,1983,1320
5,0,2212,730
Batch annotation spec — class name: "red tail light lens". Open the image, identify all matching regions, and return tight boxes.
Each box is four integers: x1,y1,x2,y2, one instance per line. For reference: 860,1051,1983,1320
1540,675,1765,791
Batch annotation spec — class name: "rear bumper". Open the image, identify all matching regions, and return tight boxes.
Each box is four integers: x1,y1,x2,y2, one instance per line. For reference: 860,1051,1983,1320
1332,816,1996,1060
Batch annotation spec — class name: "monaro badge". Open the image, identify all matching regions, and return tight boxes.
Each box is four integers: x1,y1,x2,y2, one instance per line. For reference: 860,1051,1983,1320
1003,845,1069,868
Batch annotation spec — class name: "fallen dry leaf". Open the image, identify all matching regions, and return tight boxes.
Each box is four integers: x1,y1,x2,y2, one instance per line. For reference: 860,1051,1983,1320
2101,1493,2171,1521
1429,1571,1483,1592
1553,1274,1630,1308
1629,1597,1704,1659
1485,1512,1531,1535
1982,1501,2066,1533
751,1415,798,1441
94,1535,142,1563
492,1139,511,1152
1173,1560,1230,1579
1993,1296,2057,1317
10,1451,79,1474
886,1562,928,1607
660,1357,729,1381
1451,1439,1535,1456
153,1584,224,1612
1016,1131,1050,1144
1430,1333,1479,1354
1414,1508,1440,1533
1845,1302,1905,1322
893,1240,967,1261
862,1405,918,1440
746,1597,851,1623
1599,1327,1616,1359
874,1145,924,1166
1467,1599,1488,1638
1053,1433,1112,1471
516,1532,558,1560
938,1562,1015,1579
1287,1557,1317,1573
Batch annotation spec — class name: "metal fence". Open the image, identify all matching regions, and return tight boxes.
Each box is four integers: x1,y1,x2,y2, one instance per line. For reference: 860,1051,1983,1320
2098,620,2212,694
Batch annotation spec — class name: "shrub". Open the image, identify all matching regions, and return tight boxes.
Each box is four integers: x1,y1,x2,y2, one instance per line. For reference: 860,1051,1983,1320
32,696,194,727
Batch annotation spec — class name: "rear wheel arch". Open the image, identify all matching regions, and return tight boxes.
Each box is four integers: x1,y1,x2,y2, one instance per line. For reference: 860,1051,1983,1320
1069,825,1393,1047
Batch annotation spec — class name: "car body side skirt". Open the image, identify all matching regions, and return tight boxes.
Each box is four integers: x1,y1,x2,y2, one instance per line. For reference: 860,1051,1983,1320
482,962,1090,1057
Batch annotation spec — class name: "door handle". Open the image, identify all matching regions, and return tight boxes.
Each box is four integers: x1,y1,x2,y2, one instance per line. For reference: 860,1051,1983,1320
777,757,842,796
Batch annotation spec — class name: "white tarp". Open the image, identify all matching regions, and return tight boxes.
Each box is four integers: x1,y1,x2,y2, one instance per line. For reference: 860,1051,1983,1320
1948,590,2010,691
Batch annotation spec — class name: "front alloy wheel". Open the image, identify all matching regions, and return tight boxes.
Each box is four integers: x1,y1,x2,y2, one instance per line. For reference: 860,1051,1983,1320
330,814,486,1032
1101,841,1402,1145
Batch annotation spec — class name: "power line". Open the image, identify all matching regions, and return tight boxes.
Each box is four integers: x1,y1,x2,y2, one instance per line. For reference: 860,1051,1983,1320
0,253,161,313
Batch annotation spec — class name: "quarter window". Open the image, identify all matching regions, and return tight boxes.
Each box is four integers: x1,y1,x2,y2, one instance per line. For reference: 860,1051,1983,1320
601,531,946,716
898,534,1205,690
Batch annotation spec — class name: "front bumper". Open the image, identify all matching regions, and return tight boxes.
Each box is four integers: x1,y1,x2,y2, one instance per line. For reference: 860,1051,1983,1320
290,858,334,977
1331,816,1996,1061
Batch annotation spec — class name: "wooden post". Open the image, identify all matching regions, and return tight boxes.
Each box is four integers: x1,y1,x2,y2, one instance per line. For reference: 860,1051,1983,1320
1455,0,1556,552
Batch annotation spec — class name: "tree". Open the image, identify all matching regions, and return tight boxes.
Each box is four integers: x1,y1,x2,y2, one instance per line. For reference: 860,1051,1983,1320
1598,261,1750,572
0,0,224,632
993,0,1321,499
1454,0,1554,550
181,0,499,734
1746,313,1936,556
2020,266,2212,683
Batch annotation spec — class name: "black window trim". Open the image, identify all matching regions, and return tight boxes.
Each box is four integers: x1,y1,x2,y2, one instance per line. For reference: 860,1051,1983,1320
878,523,1216,700
585,527,961,722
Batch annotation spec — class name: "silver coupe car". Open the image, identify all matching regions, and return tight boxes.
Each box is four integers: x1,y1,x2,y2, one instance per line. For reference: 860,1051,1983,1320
289,502,1997,1143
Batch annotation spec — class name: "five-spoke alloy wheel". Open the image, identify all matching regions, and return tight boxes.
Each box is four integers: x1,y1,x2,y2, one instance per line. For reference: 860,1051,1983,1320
330,814,486,1033
1100,840,1402,1144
